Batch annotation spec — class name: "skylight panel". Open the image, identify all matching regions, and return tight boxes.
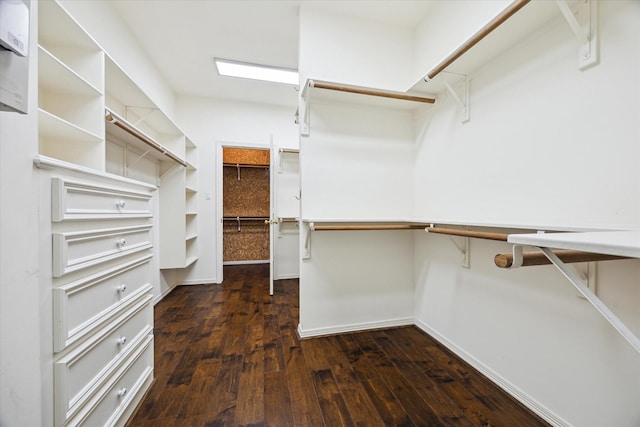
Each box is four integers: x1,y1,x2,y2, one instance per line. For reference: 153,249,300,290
214,58,298,85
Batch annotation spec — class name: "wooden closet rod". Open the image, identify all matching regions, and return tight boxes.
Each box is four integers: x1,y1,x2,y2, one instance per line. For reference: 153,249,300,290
311,224,426,231
105,110,187,167
494,250,629,268
425,226,509,241
223,216,269,220
223,163,269,169
311,80,436,104
425,0,531,81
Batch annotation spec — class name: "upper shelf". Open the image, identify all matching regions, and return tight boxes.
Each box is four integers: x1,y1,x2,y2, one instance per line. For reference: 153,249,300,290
408,0,561,95
508,231,640,258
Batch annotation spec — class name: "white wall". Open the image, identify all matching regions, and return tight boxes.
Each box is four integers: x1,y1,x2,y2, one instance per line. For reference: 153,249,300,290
299,3,414,91
0,1,43,426
412,2,640,425
175,96,299,284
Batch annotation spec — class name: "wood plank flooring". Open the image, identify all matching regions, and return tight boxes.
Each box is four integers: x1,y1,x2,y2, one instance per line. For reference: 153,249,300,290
126,264,549,427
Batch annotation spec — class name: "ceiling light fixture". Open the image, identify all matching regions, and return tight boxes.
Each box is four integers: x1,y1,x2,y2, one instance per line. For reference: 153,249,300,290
214,58,298,85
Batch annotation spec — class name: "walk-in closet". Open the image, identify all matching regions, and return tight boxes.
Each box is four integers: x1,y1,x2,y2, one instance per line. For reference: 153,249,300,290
222,147,271,264
1,1,639,426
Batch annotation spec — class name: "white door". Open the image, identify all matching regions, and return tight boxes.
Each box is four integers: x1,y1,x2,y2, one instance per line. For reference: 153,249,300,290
269,136,277,295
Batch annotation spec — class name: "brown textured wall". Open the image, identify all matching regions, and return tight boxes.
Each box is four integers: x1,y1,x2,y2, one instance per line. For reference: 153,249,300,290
223,147,270,165
222,148,270,262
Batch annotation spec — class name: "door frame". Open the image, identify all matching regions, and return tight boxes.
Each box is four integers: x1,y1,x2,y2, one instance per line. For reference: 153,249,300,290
215,139,275,286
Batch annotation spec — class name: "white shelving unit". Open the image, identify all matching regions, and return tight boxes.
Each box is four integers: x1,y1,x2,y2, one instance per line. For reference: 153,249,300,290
37,0,105,170
103,56,198,270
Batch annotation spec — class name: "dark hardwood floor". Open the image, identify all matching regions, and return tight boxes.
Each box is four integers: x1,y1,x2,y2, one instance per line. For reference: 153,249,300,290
126,264,549,427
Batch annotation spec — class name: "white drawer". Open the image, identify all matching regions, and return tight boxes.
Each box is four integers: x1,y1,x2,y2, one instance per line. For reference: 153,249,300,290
65,334,154,427
52,224,153,277
52,177,153,222
53,257,152,352
54,294,153,426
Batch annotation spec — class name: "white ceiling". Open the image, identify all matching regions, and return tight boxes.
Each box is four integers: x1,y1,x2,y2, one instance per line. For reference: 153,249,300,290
110,1,434,108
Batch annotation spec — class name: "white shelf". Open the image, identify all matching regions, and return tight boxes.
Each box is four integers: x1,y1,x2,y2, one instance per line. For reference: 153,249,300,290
408,1,561,95
508,231,640,258
39,109,102,143
39,46,102,97
38,0,103,91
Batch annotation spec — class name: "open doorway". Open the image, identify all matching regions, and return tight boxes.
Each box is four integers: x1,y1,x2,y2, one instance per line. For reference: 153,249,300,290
216,142,274,289
221,147,270,264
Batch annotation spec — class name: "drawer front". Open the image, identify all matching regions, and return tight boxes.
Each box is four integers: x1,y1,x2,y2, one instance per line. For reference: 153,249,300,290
53,255,152,352
52,177,153,222
53,224,153,277
66,334,154,427
55,295,153,425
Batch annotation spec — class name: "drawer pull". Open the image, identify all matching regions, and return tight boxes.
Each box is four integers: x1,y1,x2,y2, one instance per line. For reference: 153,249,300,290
117,387,127,398
116,336,127,346
116,284,127,293
116,200,126,209
116,238,126,248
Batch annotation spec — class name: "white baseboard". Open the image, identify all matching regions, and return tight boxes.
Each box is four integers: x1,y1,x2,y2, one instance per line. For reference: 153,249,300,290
180,278,220,285
297,317,414,339
275,273,299,280
152,285,174,305
413,319,570,427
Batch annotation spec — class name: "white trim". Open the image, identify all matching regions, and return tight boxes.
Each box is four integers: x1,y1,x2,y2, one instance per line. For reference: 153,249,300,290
297,317,414,339
33,155,157,191
179,278,219,286
275,273,299,280
413,319,570,427
152,285,175,305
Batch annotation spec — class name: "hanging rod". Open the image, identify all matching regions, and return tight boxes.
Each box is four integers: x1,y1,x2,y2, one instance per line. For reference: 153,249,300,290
105,109,187,167
425,226,509,241
279,217,298,223
424,0,531,81
494,249,629,268
310,224,426,231
223,216,270,221
223,163,269,169
310,80,436,104
279,148,299,154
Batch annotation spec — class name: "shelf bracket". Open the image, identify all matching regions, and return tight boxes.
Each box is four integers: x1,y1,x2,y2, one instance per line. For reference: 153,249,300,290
302,222,313,259
300,80,313,137
556,0,599,70
159,162,180,180
124,105,158,127
539,246,640,353
448,235,470,268
129,149,151,168
441,73,470,123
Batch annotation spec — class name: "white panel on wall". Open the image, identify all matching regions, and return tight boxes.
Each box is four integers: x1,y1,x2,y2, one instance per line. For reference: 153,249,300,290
301,102,414,220
299,230,415,337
